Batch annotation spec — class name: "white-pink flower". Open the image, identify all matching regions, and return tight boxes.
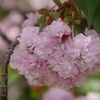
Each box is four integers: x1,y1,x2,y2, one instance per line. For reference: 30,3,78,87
0,0,17,10
43,87,75,100
28,0,55,11
21,12,41,28
85,92,100,100
66,33,100,72
10,18,100,89
44,18,71,38
0,11,23,41
76,92,100,100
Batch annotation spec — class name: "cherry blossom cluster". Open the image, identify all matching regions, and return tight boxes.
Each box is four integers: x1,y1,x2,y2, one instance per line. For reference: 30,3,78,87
10,15,100,89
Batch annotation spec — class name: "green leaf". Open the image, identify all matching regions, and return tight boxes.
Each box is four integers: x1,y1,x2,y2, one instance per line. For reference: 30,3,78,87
53,0,61,5
93,7,100,35
37,16,45,25
71,0,87,15
65,15,83,33
65,8,73,14
65,15,72,21
71,0,100,29
49,12,60,20
39,8,49,15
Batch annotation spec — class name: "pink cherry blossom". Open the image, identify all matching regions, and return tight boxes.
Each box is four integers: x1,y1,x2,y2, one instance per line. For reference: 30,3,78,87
76,92,100,100
44,18,71,38
0,11,23,41
0,11,23,65
28,0,55,11
43,87,75,100
85,29,99,37
66,33,100,73
85,92,100,100
10,18,100,89
0,0,17,10
21,12,41,28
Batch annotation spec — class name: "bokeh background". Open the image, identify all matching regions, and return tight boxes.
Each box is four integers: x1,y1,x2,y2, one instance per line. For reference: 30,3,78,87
0,0,100,100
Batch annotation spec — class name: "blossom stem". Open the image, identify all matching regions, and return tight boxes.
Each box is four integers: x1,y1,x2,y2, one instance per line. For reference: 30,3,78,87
48,14,55,20
39,16,46,32
50,4,57,11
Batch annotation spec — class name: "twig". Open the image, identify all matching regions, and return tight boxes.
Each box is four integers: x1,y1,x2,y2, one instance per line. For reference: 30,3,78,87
0,39,19,100
0,31,12,45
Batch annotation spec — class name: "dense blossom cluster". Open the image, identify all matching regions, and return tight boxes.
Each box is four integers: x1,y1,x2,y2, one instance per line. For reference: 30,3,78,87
10,17,100,89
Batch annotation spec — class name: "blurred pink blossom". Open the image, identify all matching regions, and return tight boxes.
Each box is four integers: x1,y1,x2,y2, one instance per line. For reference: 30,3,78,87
76,92,100,100
85,29,99,37
0,0,17,10
85,92,100,100
0,11,23,41
0,0,56,11
0,0,34,12
28,0,55,11
43,87,75,100
22,12,41,28
0,11,23,65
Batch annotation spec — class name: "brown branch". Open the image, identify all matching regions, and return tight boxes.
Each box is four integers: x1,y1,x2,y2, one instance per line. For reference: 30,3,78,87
0,38,19,100
0,31,12,45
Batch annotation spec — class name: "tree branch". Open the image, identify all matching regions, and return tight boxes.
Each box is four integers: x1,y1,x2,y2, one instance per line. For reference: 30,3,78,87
0,38,19,100
0,31,12,45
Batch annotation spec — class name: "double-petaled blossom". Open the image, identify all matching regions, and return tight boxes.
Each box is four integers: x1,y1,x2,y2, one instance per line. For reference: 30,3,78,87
10,18,100,89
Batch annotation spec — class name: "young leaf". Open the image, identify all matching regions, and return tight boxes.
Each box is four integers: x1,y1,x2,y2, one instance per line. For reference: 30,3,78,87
39,8,49,15
49,12,60,20
53,0,61,5
37,16,47,32
37,16,45,25
65,15,83,33
65,8,73,14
